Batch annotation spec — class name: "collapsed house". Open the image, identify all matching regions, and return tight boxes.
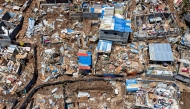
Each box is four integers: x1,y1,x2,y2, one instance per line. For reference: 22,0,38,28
175,48,190,85
82,3,102,20
125,79,180,109
0,44,32,96
0,21,21,46
0,11,23,46
133,13,180,41
95,41,147,76
134,0,171,15
69,1,102,20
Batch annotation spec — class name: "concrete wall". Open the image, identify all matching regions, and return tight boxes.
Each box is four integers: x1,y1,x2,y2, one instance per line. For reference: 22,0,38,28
2,12,16,21
69,12,83,20
10,25,21,40
175,74,190,84
134,13,180,40
83,13,101,20
100,30,129,44
0,21,20,46
145,74,175,80
46,0,70,3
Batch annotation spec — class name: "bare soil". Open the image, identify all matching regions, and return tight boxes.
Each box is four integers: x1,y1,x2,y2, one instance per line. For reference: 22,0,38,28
14,0,26,5
180,91,190,109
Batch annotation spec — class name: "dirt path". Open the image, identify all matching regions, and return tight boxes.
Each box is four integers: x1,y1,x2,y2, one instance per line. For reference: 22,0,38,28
17,0,36,39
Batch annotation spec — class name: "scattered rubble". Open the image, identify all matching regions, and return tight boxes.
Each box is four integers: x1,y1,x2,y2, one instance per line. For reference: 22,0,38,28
0,0,190,108
125,79,180,109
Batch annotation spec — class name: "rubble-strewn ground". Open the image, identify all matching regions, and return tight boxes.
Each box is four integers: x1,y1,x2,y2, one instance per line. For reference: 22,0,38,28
65,81,125,109
96,42,146,75
1,0,190,108
13,0,26,5
29,85,65,109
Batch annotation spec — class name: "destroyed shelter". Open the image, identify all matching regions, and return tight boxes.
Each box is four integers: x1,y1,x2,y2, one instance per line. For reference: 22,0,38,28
82,3,102,20
0,10,23,46
133,0,171,15
175,48,190,85
69,1,102,20
125,79,180,109
0,0,190,108
95,41,147,76
133,13,180,41
0,43,33,96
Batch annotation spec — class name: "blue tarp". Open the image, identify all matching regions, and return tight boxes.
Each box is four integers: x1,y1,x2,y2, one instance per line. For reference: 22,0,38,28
101,10,105,19
90,7,94,13
97,40,112,53
78,52,92,66
67,29,74,33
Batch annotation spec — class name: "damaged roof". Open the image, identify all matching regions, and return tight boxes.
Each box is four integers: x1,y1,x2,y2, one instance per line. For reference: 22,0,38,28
100,7,132,33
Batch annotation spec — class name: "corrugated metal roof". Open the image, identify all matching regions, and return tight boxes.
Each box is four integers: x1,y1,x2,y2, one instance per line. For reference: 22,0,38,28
78,52,92,66
100,7,132,32
97,40,112,53
113,17,133,32
149,43,173,61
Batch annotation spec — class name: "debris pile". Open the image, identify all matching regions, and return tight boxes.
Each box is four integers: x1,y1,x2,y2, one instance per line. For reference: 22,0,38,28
125,79,180,109
65,81,125,109
0,0,190,108
0,44,34,96
96,42,147,75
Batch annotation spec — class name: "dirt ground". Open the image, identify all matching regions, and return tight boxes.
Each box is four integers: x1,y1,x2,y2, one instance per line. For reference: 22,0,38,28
0,0,4,4
180,91,190,109
29,84,65,109
168,0,186,29
65,81,125,109
14,0,26,4
3,0,190,108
